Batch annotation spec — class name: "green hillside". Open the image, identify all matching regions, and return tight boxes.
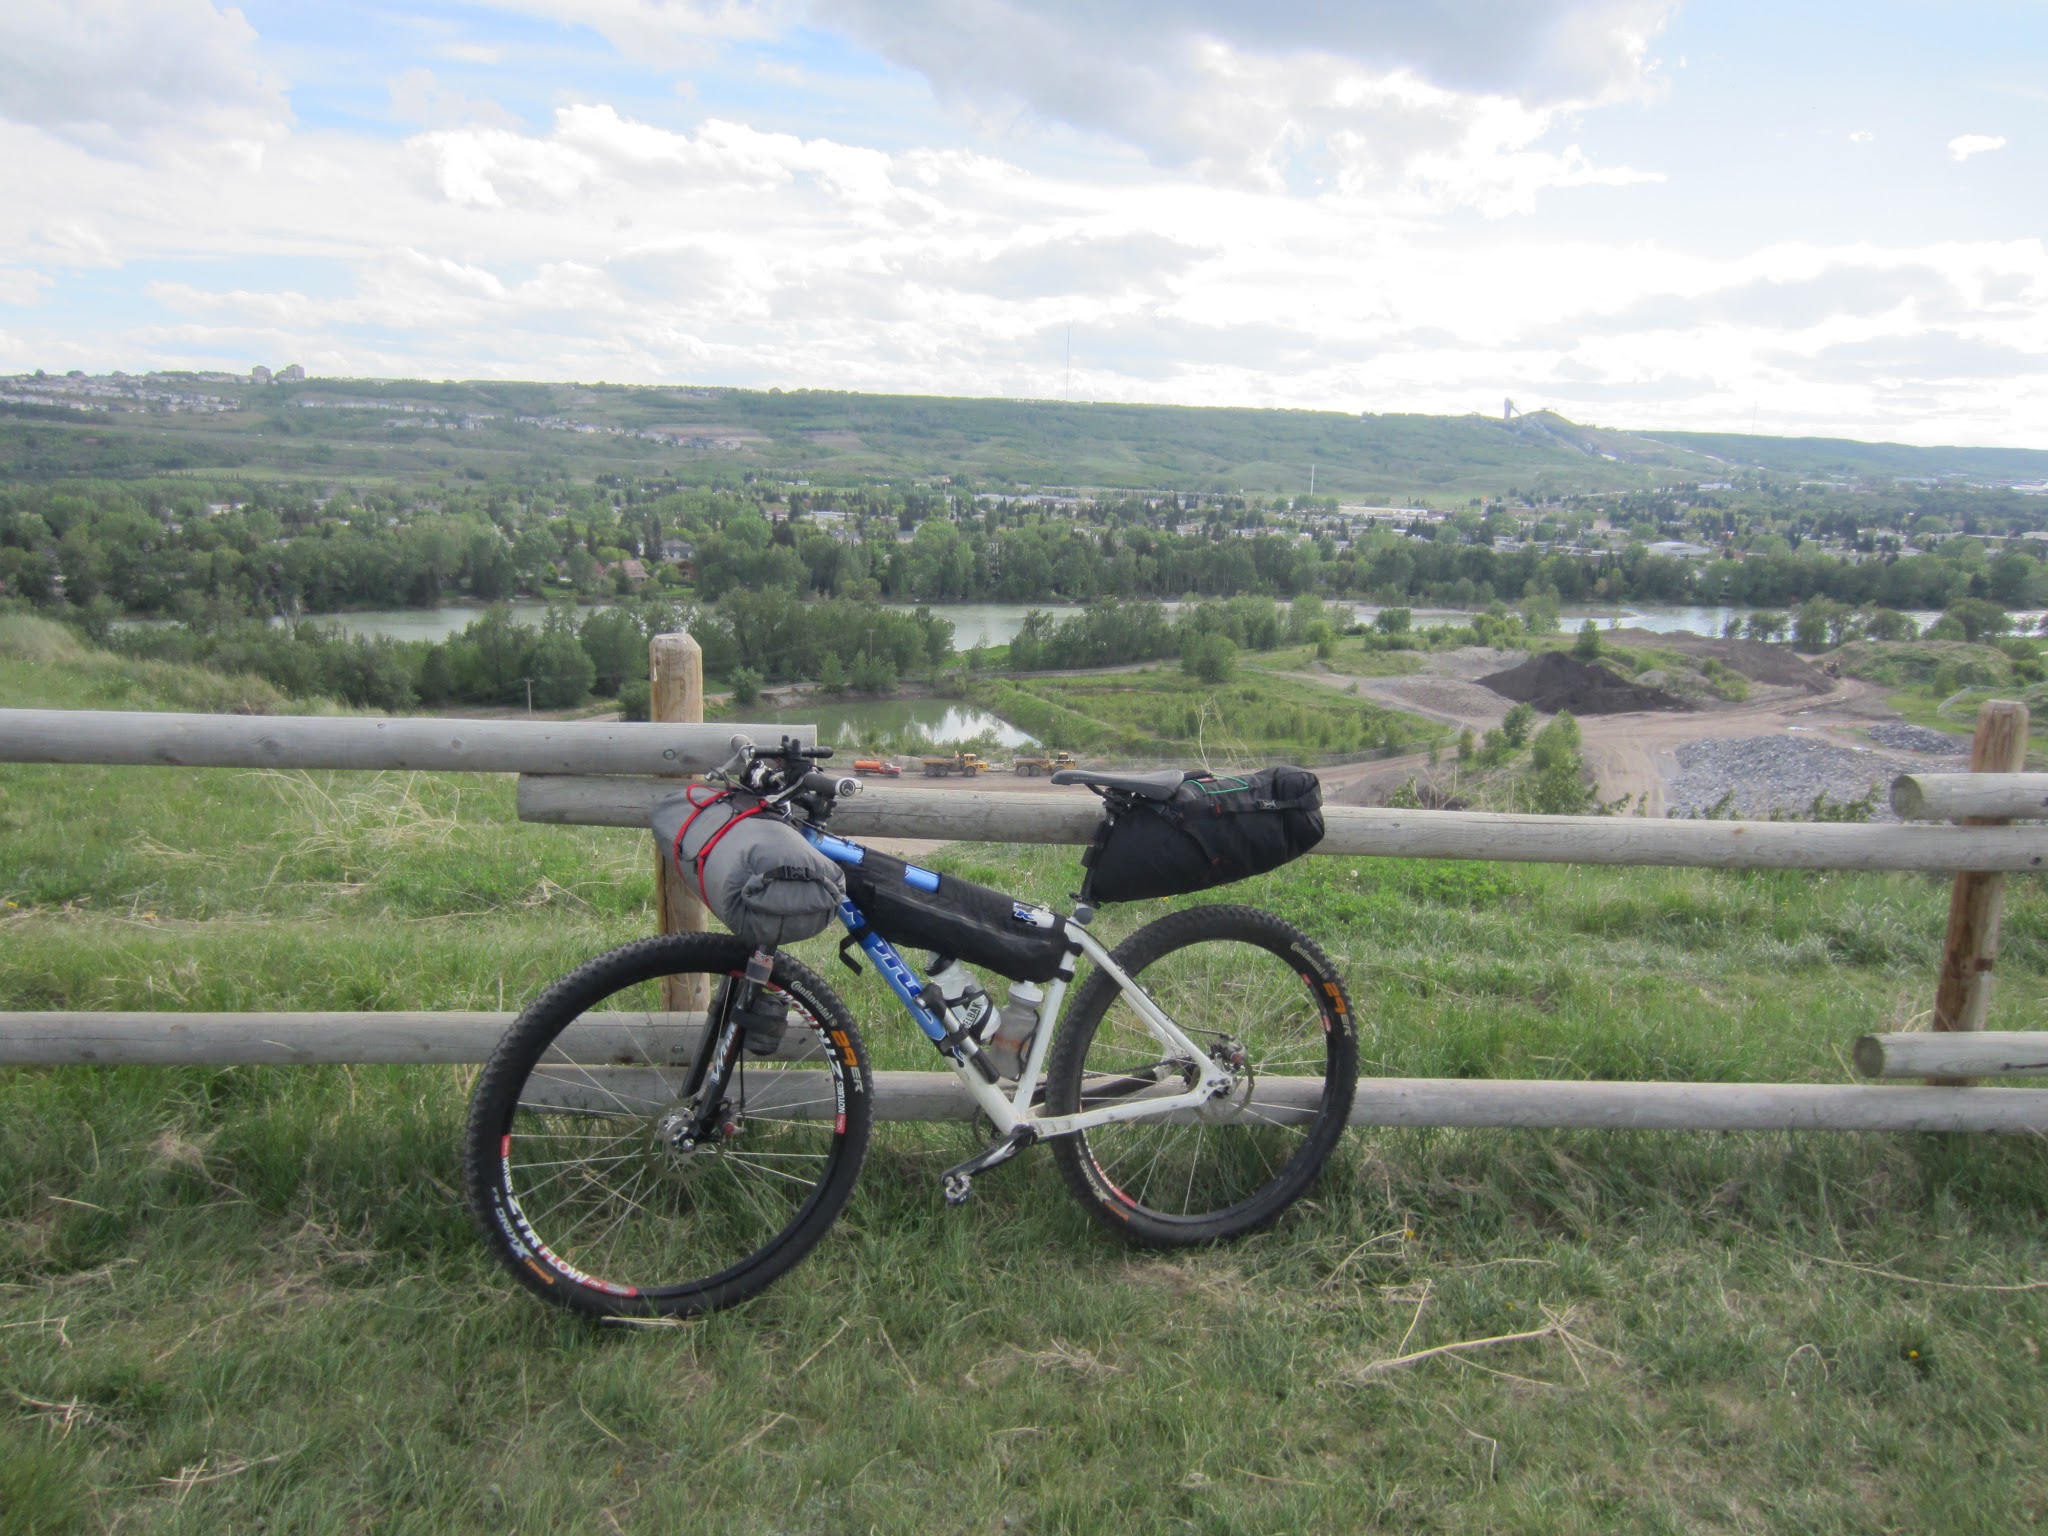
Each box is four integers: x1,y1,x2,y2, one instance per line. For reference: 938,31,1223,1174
9,373,2048,497
1634,428,2048,484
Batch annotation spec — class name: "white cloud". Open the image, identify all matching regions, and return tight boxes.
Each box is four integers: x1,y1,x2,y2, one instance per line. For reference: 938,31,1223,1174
820,1,1673,114
484,0,797,65
482,0,1668,203
808,0,1672,195
1,12,2043,447
388,69,521,130
0,0,287,157
0,269,53,306
1849,130,1873,143
1949,133,2008,162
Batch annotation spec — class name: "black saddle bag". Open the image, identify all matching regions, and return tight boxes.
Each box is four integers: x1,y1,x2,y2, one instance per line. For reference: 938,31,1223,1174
841,849,1073,983
1084,767,1324,904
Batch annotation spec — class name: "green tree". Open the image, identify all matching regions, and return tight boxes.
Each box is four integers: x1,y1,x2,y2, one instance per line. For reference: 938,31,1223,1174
1862,606,1918,642
1527,712,1591,813
1945,597,2012,643
1500,702,1535,748
1180,631,1239,684
579,607,647,696
1573,620,1601,660
1520,594,1561,634
728,666,764,705
529,628,594,708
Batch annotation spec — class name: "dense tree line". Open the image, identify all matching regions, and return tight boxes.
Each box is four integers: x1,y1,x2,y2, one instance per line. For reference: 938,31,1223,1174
10,474,2048,633
98,595,956,713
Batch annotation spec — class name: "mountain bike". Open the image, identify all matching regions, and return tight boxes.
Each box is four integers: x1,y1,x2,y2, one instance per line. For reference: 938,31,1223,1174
464,737,1358,1319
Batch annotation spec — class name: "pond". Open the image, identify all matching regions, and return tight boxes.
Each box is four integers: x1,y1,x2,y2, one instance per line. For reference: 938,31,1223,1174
757,698,1037,752
310,601,565,642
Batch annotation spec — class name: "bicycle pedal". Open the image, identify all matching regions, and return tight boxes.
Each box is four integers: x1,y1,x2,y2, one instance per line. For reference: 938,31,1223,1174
938,1126,1034,1207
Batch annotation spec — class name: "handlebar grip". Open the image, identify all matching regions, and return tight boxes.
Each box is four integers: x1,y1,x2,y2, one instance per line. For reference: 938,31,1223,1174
800,772,860,799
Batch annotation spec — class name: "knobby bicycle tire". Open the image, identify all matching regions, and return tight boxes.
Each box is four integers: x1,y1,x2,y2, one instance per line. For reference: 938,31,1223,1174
1044,904,1358,1245
465,934,872,1319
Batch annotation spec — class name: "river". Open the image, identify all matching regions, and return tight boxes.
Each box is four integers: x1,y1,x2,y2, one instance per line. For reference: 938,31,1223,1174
298,598,2043,648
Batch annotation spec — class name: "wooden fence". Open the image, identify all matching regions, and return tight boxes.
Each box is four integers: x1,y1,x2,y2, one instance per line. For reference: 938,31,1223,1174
3,646,2046,1135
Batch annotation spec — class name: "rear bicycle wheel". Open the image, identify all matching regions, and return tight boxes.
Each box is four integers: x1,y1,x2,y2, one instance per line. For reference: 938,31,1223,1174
1045,904,1357,1246
464,934,871,1319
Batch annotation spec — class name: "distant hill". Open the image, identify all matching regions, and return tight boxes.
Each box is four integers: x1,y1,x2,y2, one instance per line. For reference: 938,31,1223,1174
1626,428,2048,485
3,374,2045,495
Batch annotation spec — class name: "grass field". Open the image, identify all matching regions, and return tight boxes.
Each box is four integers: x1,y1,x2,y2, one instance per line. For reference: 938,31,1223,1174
5,625,2048,1534
967,668,1421,762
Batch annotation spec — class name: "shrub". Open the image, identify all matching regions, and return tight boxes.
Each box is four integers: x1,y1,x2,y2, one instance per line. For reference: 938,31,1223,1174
1180,631,1238,684
1500,702,1535,748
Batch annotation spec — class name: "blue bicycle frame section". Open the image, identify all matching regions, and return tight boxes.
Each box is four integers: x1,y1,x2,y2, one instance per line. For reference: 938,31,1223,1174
805,827,952,1049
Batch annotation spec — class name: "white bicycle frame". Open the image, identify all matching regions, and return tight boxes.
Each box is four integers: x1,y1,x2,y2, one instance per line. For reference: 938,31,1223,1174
802,810,1237,1140
904,922,1237,1140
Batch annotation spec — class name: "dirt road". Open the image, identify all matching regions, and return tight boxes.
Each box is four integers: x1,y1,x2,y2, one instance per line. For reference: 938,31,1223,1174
1309,666,1901,814
824,650,1915,838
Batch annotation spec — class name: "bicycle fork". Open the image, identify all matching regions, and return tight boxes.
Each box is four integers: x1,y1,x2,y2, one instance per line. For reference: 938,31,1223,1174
657,950,772,1155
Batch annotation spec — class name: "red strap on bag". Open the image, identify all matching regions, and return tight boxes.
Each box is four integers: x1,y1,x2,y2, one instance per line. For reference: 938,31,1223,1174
669,784,765,902
690,803,764,898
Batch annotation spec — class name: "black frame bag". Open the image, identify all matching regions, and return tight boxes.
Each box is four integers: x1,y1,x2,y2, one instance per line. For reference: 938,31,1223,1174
841,849,1073,983
1084,767,1324,905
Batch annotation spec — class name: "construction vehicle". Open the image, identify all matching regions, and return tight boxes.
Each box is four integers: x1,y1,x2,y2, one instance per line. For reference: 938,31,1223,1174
851,758,902,777
1010,750,1077,777
919,751,990,778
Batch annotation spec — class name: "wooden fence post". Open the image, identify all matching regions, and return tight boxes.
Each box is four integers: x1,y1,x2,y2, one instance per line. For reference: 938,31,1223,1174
651,633,710,1014
1929,699,2029,1085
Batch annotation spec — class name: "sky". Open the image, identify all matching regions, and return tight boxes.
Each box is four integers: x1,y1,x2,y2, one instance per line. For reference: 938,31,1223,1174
1,0,2045,447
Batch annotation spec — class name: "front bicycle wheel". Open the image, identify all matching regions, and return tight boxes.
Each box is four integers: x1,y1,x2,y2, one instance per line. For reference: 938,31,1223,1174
464,934,871,1320
1045,904,1357,1246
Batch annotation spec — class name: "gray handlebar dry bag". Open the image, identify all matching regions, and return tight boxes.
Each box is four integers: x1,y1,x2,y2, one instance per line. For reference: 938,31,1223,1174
651,786,846,950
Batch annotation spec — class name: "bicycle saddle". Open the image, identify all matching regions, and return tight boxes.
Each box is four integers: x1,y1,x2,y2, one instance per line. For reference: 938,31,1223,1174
1049,767,1186,800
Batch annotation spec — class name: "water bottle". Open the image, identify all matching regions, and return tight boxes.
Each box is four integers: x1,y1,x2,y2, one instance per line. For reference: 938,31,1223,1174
928,957,992,1040
982,980,1044,1080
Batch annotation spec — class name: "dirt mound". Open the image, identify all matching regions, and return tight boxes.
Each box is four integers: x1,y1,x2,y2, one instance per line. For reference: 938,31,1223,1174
1478,652,1690,715
1600,630,1832,692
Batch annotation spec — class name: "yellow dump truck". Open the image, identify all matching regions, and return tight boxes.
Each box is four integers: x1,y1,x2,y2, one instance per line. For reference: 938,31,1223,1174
919,752,990,778
1010,750,1077,777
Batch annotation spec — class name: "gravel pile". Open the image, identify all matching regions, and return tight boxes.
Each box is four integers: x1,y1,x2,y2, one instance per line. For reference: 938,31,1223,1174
1376,677,1512,722
1666,735,1904,820
1421,647,1527,681
1601,631,1833,692
1864,722,1969,756
1479,651,1689,715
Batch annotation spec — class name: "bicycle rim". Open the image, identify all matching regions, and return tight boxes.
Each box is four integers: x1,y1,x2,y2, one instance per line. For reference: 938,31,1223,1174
468,937,870,1318
1048,906,1356,1244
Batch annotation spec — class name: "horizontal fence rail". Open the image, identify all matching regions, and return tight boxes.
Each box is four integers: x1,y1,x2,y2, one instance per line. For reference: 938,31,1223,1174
519,1071,2048,1131
0,708,811,777
1891,772,2048,823
8,687,2048,1139
3,1014,2042,1132
0,1011,695,1066
1854,1032,2048,1080
518,775,2048,873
